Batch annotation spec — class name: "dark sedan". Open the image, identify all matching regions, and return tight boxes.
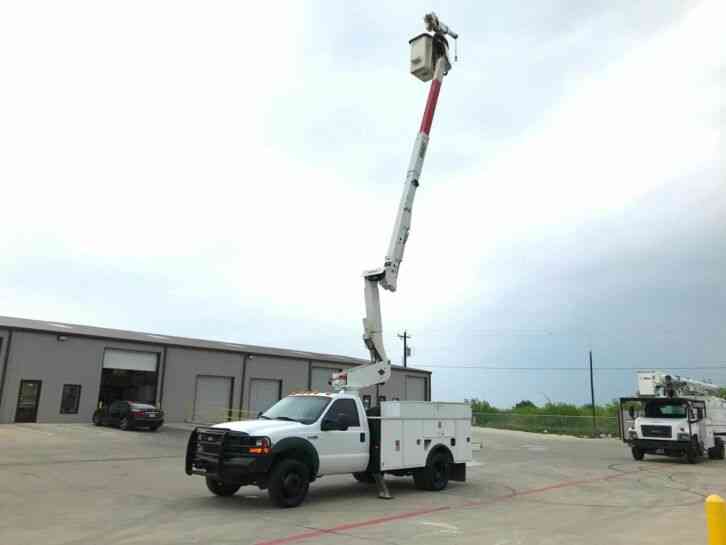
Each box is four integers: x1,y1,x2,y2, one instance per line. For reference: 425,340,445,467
93,401,164,431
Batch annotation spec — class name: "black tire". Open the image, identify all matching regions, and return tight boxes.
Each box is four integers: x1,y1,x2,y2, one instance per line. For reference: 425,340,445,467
149,424,161,432
205,477,241,497
353,472,376,484
92,413,102,426
631,447,644,461
708,441,725,460
413,451,450,491
119,417,132,431
268,459,310,508
686,446,698,464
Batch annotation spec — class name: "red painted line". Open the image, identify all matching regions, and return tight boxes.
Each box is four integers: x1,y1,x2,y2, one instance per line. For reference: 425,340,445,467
255,506,450,545
419,78,442,135
254,469,641,545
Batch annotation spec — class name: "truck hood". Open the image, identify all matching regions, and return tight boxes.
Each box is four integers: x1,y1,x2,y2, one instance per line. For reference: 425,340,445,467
212,419,311,440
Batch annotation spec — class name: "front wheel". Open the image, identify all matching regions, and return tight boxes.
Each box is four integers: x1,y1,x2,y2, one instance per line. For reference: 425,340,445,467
414,451,450,491
206,477,241,497
268,459,310,508
631,447,644,461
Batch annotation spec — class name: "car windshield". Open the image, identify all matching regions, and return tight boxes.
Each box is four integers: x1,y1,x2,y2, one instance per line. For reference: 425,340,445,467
261,396,331,425
644,401,687,419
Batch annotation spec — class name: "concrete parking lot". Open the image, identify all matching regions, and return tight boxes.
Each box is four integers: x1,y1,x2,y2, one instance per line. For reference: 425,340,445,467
0,423,721,545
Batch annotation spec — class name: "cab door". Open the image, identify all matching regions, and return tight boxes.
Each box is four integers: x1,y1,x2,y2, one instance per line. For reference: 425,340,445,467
316,398,369,475
690,401,709,449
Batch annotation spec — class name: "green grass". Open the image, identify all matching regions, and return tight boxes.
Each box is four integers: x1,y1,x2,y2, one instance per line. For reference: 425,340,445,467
472,412,619,437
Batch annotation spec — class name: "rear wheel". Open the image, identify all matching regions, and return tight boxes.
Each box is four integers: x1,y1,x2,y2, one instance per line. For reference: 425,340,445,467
149,424,161,431
92,413,102,426
631,447,644,461
414,451,450,491
353,471,376,484
268,459,310,508
708,441,725,460
119,417,132,431
206,477,241,497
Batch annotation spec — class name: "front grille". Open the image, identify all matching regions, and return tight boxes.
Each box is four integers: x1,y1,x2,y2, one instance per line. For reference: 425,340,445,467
641,425,671,438
195,429,251,458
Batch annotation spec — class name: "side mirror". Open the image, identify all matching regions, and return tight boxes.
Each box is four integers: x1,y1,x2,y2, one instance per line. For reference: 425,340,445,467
257,411,263,419
628,406,635,419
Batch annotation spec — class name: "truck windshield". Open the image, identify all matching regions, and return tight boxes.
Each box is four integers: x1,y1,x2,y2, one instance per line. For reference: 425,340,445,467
261,396,332,425
644,401,687,419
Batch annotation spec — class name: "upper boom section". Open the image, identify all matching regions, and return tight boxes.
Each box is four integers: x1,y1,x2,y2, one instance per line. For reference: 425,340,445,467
381,56,449,292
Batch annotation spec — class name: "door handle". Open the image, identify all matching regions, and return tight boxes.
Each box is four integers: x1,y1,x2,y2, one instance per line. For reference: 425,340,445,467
360,433,366,443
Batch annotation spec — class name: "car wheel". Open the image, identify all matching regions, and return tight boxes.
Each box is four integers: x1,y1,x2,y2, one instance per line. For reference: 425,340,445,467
92,413,102,426
205,477,241,497
631,447,644,461
352,471,376,484
268,459,310,508
119,417,132,431
414,451,450,491
149,424,161,432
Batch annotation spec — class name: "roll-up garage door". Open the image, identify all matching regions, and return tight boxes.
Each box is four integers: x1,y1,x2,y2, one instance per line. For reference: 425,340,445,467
311,367,340,392
193,375,233,423
103,349,158,371
405,376,427,401
249,379,281,416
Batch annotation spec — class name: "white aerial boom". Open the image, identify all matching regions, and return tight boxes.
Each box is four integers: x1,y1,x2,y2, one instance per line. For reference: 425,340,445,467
332,13,458,392
637,371,721,398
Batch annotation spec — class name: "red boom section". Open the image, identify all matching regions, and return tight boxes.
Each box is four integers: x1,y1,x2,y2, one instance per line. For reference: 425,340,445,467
419,78,442,135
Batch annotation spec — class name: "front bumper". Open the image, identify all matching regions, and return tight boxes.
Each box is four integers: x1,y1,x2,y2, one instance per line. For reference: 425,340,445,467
627,438,691,452
185,427,272,482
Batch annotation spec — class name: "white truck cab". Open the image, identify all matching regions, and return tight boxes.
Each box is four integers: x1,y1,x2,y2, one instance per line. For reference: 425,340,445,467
185,390,472,507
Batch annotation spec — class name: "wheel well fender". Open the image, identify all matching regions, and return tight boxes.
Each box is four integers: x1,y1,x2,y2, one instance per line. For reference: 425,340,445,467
425,443,453,467
271,437,319,477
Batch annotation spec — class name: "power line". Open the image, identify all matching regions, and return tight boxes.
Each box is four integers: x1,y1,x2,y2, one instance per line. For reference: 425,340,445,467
410,364,726,371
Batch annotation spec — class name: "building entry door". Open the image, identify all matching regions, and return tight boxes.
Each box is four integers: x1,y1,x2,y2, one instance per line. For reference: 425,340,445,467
15,380,42,423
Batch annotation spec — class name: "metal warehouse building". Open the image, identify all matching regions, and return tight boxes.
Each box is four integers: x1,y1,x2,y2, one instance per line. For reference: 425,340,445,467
0,316,431,424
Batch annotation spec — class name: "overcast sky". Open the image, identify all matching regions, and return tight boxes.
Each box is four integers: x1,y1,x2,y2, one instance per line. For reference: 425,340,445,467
1,1,723,407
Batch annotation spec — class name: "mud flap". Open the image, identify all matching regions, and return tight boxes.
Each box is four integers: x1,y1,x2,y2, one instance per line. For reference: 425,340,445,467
449,462,466,482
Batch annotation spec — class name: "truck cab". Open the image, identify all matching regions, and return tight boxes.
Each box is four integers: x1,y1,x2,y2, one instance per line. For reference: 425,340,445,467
620,396,723,463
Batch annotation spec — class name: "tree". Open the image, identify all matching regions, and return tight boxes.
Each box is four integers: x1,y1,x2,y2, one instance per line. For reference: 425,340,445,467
514,400,536,410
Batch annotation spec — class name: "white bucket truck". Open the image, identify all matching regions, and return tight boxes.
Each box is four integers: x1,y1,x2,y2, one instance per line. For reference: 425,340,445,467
619,371,726,463
185,14,473,507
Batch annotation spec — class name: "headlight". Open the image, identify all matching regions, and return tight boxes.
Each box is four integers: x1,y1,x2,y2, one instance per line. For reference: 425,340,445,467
677,433,690,441
628,428,637,439
249,437,272,455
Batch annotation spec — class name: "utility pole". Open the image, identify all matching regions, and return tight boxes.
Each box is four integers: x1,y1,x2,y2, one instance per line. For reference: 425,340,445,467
398,330,411,368
589,350,597,437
